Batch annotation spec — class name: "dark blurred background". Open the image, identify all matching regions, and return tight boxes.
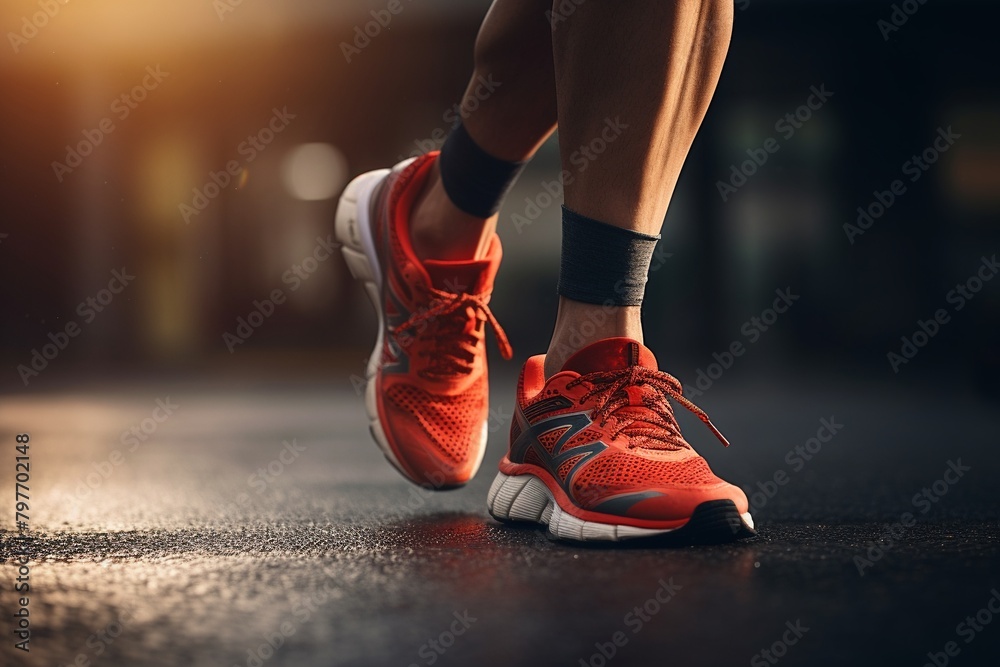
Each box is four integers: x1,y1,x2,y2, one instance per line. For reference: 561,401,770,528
2,5,999,666
1,0,998,397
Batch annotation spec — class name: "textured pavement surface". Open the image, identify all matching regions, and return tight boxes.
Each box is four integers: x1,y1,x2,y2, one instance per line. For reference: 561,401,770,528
1,373,999,667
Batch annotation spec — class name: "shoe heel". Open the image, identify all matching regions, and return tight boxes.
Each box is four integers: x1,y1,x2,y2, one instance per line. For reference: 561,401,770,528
335,169,389,286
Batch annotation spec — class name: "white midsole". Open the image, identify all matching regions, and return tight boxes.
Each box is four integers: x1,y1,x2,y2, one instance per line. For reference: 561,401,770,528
334,168,406,475
486,471,755,542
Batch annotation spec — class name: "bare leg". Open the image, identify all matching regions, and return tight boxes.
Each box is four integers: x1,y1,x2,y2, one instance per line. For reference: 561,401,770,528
545,0,733,376
409,0,557,261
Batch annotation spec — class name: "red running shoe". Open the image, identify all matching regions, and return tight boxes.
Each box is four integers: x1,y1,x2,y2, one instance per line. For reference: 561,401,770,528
335,153,511,488
487,338,754,541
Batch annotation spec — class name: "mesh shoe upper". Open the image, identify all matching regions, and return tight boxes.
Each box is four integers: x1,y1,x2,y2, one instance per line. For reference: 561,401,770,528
501,337,748,524
384,375,488,467
370,153,510,487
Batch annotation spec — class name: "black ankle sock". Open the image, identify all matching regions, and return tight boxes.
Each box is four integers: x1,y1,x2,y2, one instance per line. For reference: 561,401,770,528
438,121,526,218
557,206,661,307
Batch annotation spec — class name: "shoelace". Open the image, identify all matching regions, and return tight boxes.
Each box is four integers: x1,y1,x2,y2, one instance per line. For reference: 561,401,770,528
393,287,512,377
566,365,730,449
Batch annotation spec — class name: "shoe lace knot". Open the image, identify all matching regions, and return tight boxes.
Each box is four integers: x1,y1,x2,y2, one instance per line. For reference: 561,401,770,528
566,365,730,450
393,287,512,378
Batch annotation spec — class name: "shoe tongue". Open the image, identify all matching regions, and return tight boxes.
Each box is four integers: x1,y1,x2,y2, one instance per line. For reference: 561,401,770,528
421,235,501,294
423,259,493,294
561,338,658,375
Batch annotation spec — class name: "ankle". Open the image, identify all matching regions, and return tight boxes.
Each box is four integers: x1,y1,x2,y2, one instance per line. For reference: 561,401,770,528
544,298,643,378
409,162,496,261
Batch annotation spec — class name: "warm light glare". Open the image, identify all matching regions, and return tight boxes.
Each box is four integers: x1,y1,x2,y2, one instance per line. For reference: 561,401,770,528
281,143,348,201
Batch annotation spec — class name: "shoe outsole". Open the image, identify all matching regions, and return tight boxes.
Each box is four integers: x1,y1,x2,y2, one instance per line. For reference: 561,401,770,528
486,471,756,544
334,166,488,488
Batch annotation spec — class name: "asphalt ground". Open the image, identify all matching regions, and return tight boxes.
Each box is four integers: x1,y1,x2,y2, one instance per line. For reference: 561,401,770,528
1,372,998,667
